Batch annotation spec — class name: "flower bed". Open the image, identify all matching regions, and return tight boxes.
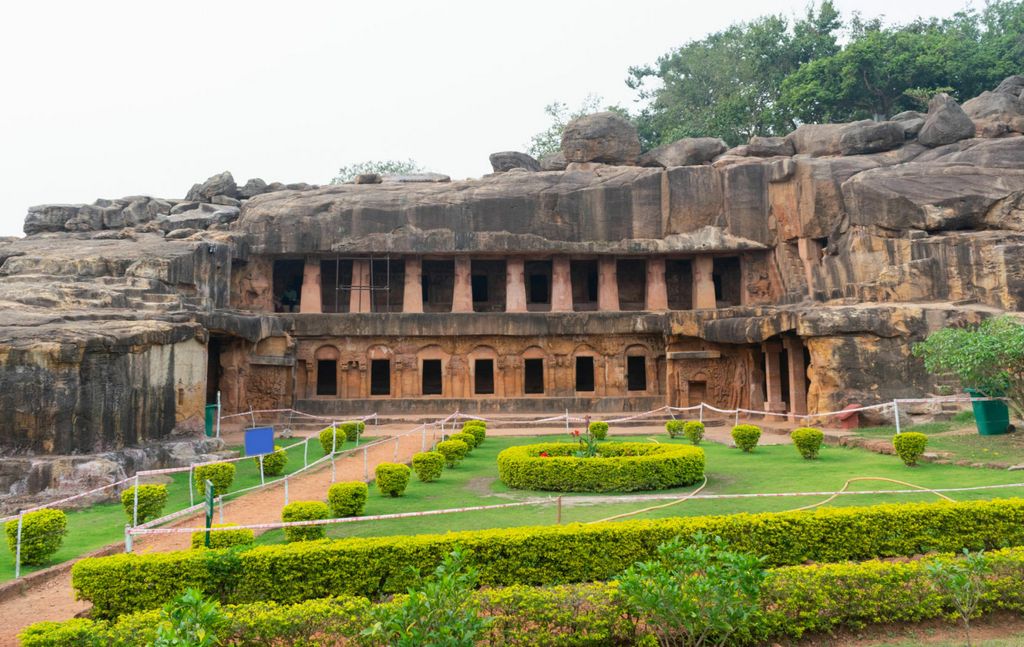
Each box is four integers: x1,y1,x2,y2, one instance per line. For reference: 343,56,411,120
497,442,705,492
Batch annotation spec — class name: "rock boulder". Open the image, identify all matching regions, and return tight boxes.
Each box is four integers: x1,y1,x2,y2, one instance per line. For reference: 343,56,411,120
638,137,727,167
747,136,795,157
489,151,541,172
918,94,976,147
561,112,641,164
185,171,238,202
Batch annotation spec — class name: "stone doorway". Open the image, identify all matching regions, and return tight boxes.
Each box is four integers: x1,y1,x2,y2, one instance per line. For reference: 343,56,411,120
688,380,706,406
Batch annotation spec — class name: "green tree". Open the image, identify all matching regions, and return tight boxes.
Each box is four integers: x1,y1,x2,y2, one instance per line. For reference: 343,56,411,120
926,550,991,647
781,3,1024,123
913,316,1024,419
331,159,423,184
628,2,840,147
152,588,228,647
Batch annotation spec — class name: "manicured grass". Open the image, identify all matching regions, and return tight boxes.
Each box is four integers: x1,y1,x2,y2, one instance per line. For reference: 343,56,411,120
252,433,1024,545
0,434,334,581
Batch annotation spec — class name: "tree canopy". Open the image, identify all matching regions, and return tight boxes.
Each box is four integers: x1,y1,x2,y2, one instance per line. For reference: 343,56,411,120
626,1,1023,148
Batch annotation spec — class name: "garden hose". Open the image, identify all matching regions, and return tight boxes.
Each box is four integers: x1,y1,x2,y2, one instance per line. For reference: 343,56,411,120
784,476,954,512
587,476,709,524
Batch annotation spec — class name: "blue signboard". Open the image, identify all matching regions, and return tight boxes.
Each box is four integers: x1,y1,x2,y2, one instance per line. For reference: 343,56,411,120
244,426,275,456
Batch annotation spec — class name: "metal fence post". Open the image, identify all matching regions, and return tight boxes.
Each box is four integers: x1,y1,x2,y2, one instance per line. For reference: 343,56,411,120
394,436,399,461
894,400,902,435
188,467,194,507
124,523,132,554
331,453,337,483
133,474,140,527
259,455,265,486
421,427,426,452
699,403,704,423
284,474,289,506
14,513,23,578
218,495,224,524
215,391,222,439
303,437,309,467
734,408,739,427
363,446,369,480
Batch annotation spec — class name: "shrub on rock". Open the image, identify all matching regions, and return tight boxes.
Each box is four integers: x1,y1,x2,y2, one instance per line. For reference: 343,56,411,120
791,428,824,460
436,440,469,467
328,482,368,517
412,451,445,482
120,484,168,523
375,463,411,497
190,523,254,549
5,509,67,566
194,463,236,497
731,425,762,452
255,445,288,477
588,421,609,440
893,432,928,466
281,501,330,542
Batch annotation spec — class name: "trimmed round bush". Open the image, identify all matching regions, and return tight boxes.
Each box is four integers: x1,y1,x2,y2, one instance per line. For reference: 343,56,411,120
462,420,486,431
255,445,288,477
588,421,609,440
281,501,330,542
893,432,928,466
683,421,705,445
194,462,236,497
375,463,411,497
190,523,255,549
497,442,705,492
319,426,344,454
436,439,469,467
665,420,685,439
341,421,366,442
5,508,67,566
731,425,762,452
450,431,478,450
463,424,486,445
120,484,168,523
412,451,445,482
328,482,368,517
791,427,824,460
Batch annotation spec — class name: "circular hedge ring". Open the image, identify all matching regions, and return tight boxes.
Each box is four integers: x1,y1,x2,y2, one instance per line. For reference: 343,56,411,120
497,442,705,492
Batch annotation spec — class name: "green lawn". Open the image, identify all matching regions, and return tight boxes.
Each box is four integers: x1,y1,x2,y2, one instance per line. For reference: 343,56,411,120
253,432,1024,545
0,435,334,581
870,633,1024,647
855,410,1024,466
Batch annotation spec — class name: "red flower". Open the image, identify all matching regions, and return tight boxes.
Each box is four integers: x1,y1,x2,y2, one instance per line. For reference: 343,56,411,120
572,429,580,437
539,451,550,457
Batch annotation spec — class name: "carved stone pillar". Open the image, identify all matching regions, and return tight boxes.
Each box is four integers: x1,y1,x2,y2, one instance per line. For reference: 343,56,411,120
403,257,423,313
551,256,572,312
506,258,527,313
349,259,372,313
299,257,321,314
784,337,808,418
645,257,668,311
598,257,619,311
452,257,473,313
692,256,716,310
762,341,787,413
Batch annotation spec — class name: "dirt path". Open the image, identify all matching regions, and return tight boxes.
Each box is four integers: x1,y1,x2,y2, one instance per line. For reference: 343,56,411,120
0,419,798,645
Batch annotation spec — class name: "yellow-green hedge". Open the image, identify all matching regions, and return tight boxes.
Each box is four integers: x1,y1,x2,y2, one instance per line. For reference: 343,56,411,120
32,547,1024,645
497,442,705,492
72,499,1024,619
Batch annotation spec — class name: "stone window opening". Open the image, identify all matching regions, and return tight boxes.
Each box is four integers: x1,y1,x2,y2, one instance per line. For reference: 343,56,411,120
524,358,545,394
570,260,599,312
525,260,552,311
320,259,352,313
422,359,443,395
575,356,595,392
316,360,338,396
712,257,742,307
626,355,647,391
272,259,304,313
370,359,391,396
421,260,455,313
666,259,693,310
471,260,507,312
474,359,495,395
616,259,646,311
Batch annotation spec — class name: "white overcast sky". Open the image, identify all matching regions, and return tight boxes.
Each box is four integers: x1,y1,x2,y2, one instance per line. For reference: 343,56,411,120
0,0,977,236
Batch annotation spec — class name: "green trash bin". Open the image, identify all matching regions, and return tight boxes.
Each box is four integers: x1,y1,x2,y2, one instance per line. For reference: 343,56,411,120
966,389,1010,436
204,404,218,437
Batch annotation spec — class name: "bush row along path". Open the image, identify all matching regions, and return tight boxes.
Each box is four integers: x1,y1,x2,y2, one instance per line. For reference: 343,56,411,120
0,418,796,646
